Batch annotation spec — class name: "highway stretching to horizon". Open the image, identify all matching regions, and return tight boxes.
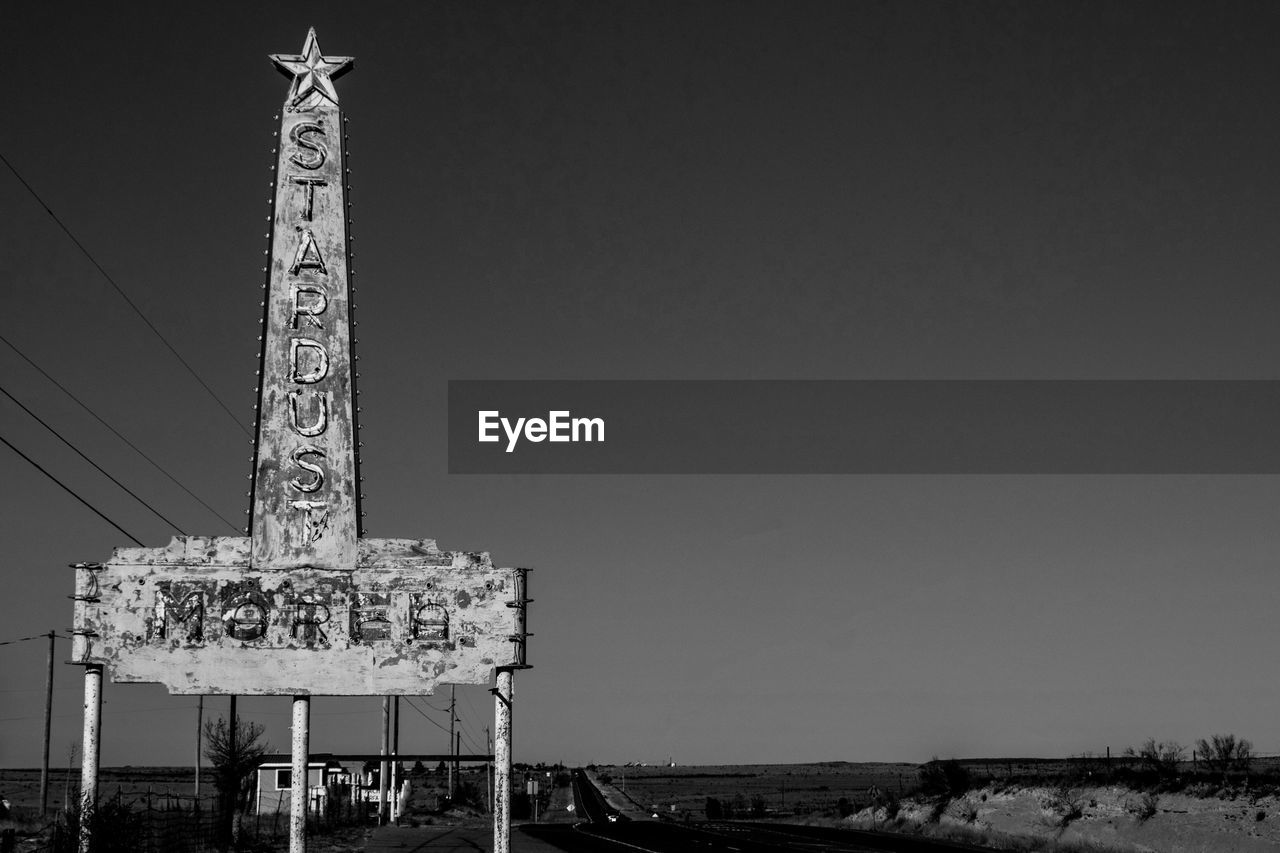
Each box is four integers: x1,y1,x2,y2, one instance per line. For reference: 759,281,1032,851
515,770,985,853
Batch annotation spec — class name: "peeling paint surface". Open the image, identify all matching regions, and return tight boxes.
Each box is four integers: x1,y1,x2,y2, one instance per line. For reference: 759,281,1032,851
72,536,527,695
250,82,358,570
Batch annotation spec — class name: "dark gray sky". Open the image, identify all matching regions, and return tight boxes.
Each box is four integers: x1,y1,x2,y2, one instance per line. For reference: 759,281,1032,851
3,1,1280,768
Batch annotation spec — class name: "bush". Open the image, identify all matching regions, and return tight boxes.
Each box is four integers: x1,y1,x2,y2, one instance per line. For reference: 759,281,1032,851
918,759,971,798
50,799,144,853
947,799,978,823
1196,734,1253,778
203,715,270,847
1039,784,1083,828
1125,738,1185,779
1127,792,1159,822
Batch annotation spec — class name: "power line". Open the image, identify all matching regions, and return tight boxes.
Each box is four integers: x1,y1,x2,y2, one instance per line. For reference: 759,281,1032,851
0,431,143,546
0,333,241,533
403,697,453,737
457,717,483,754
0,382,185,536
0,151,252,438
418,698,451,714
459,727,484,754
459,691,485,752
0,634,70,647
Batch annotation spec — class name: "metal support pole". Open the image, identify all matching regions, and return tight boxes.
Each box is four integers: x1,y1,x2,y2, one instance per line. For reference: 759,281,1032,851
77,663,103,853
493,669,513,853
290,696,310,853
448,686,455,799
228,694,239,844
195,696,203,805
40,630,54,816
378,697,389,824
391,696,400,824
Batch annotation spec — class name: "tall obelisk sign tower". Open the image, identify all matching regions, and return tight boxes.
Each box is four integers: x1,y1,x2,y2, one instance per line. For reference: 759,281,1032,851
252,29,359,568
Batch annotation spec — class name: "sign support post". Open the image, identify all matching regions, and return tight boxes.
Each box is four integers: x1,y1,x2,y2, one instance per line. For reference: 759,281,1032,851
77,663,103,853
493,669,513,853
379,697,390,824
290,696,310,853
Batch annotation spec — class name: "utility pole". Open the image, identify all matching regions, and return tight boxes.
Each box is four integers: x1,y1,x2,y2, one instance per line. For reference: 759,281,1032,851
40,630,54,816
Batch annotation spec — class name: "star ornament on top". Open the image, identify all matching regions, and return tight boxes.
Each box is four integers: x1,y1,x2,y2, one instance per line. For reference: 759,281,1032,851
271,28,353,110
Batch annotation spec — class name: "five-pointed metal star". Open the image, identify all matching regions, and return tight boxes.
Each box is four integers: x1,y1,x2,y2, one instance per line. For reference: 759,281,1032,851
271,28,353,109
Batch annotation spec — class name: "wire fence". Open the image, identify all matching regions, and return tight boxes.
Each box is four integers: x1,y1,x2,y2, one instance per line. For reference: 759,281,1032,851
14,786,373,853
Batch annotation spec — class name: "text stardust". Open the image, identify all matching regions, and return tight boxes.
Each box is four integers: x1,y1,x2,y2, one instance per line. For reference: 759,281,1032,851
478,410,605,452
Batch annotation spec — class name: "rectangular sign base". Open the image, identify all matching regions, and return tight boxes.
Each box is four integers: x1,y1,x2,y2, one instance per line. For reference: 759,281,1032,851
72,536,527,695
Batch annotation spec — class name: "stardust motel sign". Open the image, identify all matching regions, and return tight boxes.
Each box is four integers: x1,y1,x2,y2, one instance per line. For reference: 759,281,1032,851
72,29,530,696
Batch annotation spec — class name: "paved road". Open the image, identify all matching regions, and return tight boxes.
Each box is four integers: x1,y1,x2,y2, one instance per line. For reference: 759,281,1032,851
365,773,988,853
521,770,988,853
569,769,625,825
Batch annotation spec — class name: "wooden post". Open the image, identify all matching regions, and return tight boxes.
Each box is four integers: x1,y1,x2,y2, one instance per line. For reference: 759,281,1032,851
77,663,103,853
40,630,54,816
493,670,513,853
290,696,309,853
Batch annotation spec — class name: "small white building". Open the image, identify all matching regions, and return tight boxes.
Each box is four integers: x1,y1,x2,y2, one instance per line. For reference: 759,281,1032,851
254,754,350,815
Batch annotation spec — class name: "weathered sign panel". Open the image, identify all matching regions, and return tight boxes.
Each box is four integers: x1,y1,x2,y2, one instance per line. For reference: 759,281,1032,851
252,28,358,570
72,537,529,695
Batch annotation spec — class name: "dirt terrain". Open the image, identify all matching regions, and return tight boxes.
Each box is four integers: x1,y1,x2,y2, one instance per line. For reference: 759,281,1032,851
590,761,918,821
849,783,1280,852
12,762,1280,851
596,762,1280,851
0,766,214,818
